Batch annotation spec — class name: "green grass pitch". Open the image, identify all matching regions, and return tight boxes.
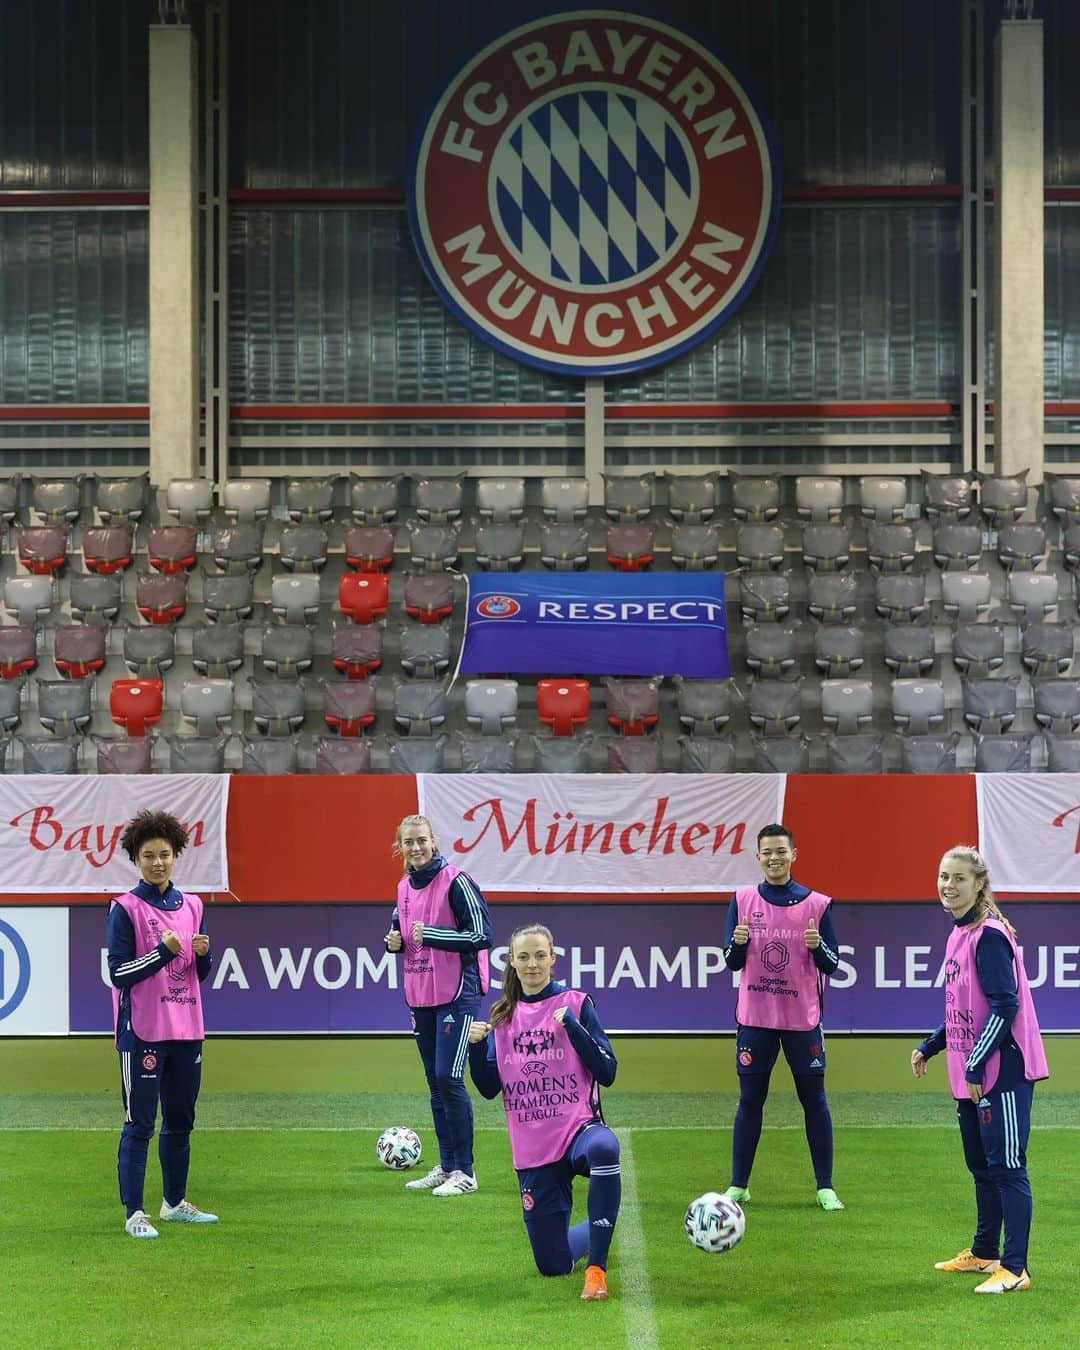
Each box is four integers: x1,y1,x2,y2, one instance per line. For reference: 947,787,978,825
2,1037,1076,1349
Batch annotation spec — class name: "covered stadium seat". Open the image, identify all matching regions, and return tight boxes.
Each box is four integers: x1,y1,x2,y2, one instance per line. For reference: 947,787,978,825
882,626,935,678
531,732,593,773
0,627,37,680
962,677,1019,733
19,737,79,774
96,736,154,774
349,474,399,523
223,478,271,523
122,625,176,679
476,477,525,523
210,523,265,572
748,680,802,735
339,572,389,625
859,476,908,523
393,680,448,735
922,471,974,521
974,734,1032,772
249,678,306,735
148,526,198,574
1063,522,1080,573
537,679,590,736
821,680,874,735
808,572,858,624
0,683,22,734
322,680,376,736
744,625,799,679
168,735,229,774
607,736,663,773
388,734,448,773
899,732,961,774
456,731,518,773
413,473,465,523
795,477,843,522
271,574,320,626
932,522,983,571
259,625,314,678
874,574,927,624
951,624,1005,677
941,572,992,623
180,680,235,737
403,573,453,624
464,679,518,734
735,524,785,572
814,626,864,678
53,625,106,680
1046,734,1080,771
891,679,946,734
1033,679,1080,734
331,625,382,679
136,572,187,625
242,736,299,773
866,522,916,573
68,573,120,624
667,472,718,523
1006,572,1058,624
825,734,884,774
202,571,255,623
286,476,337,524
314,737,372,774
739,572,791,623
344,524,395,572
1046,473,1080,525
31,475,83,524
399,623,451,679
605,678,660,735
95,474,148,524
474,521,526,571
539,523,590,571
406,521,459,571
731,473,780,522
166,477,214,525
606,522,654,572
1021,623,1073,677
83,526,133,575
278,525,329,573
541,477,589,523
801,523,851,572
0,473,23,526
18,526,68,575
192,623,246,678
978,471,1028,527
996,523,1048,571
603,472,654,521
670,523,720,571
752,734,810,772
37,679,92,736
679,736,735,773
110,678,163,736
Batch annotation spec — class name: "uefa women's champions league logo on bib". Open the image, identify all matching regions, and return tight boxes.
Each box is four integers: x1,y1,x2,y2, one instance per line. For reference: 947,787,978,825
408,10,780,376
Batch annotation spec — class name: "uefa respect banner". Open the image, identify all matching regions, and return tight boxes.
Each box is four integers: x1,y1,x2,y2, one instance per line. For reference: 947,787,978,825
457,573,730,677
0,775,231,893
976,774,1080,894
418,773,783,892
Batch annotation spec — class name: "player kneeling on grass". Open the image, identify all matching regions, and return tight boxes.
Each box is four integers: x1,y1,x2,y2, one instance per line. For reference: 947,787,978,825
910,845,1048,1294
468,924,620,1302
107,810,218,1239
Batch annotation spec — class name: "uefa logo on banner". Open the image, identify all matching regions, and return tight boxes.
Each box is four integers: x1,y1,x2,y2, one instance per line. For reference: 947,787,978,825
408,9,780,376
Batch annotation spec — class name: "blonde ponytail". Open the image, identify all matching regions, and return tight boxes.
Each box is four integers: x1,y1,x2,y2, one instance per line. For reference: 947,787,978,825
490,923,556,1028
941,844,1018,937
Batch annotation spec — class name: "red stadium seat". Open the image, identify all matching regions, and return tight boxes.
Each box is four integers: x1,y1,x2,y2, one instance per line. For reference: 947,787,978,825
536,679,591,736
18,526,67,575
147,526,198,574
110,678,164,736
403,574,454,625
136,573,187,625
338,572,389,624
82,526,133,575
344,524,395,572
0,626,38,679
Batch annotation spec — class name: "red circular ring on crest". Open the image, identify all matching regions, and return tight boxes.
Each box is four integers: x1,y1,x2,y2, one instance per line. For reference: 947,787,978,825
476,595,522,619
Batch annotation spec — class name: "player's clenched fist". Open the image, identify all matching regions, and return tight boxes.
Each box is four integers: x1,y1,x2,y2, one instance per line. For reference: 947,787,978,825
469,1020,492,1044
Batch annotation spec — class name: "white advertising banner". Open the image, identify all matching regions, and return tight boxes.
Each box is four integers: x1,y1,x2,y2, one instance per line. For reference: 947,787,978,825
0,776,230,894
976,774,1080,893
0,908,69,1034
417,774,786,893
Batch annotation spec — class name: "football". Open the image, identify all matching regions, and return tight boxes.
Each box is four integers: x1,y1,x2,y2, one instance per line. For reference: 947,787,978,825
376,1125,423,1170
684,1192,746,1253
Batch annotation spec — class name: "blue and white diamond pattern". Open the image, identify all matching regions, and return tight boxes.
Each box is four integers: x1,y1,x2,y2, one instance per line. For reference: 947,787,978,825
491,88,696,288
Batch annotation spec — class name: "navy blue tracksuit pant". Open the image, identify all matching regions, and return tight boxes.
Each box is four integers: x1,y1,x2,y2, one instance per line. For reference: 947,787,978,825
412,1000,479,1175
117,1038,202,1216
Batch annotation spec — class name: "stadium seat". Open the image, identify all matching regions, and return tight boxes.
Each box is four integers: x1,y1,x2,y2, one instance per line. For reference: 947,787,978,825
801,523,851,571
739,572,791,623
242,736,299,773
122,625,176,679
223,478,272,523
136,572,187,625
259,625,314,678
388,735,448,773
279,525,329,573
0,738,9,774
399,623,451,678
537,679,591,735
19,737,79,774
168,735,229,774
202,571,255,623
874,574,928,624
540,477,589,523
859,476,908,523
393,680,448,735
866,523,916,573
192,623,247,678
146,526,197,575
1033,678,1080,733
882,626,935,677
996,523,1048,571
922,471,974,521
814,625,864,678
0,473,23,525
673,677,731,735
18,526,68,575
95,474,148,524
180,679,235,737
339,572,389,625
53,625,106,680
808,572,858,624
795,477,843,522
748,679,802,735
1063,522,1080,573
0,682,22,734
606,522,654,572
413,474,466,523
730,473,780,522
166,477,214,525
271,574,321,626
37,678,92,735
821,679,874,735
331,625,382,679
607,736,663,773
314,737,372,774
932,522,983,571
83,526,133,575
1021,622,1073,676
31,475,84,524
344,524,395,572
1046,473,1080,525
744,625,799,679
951,623,1005,677
0,627,37,680
530,732,593,772
679,736,735,773
825,733,884,774
899,732,961,774
456,731,519,773
407,521,459,571
670,523,720,570
605,678,660,735
464,678,518,734
1045,733,1080,771
974,733,1032,772
248,678,305,735
735,524,785,572
286,476,337,524
978,471,1028,527
941,571,992,623
350,474,399,523
68,573,120,624
110,678,164,736
962,677,1019,733
539,523,590,571
752,734,810,772
95,735,154,774
322,680,376,736
476,477,525,523
403,573,454,624
211,523,265,572
474,521,526,571
891,679,946,734
1006,571,1058,624
603,472,654,521
667,472,718,522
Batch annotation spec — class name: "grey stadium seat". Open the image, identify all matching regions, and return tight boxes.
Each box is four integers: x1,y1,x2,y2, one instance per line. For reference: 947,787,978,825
667,472,718,522
191,623,247,678
866,522,916,573
922,472,974,521
249,678,306,735
801,524,851,572
891,679,946,734
875,574,927,624
607,736,663,773
464,678,518,734
602,472,654,521
1006,572,1058,624
259,625,314,678
951,623,1005,677
1045,734,1080,771
123,625,176,679
474,521,526,571
202,571,255,623
1046,473,1080,525
1021,622,1073,676
67,573,120,624
95,475,148,524
673,677,731,735
825,734,884,774
744,625,799,679
932,522,983,571
997,523,1048,571
978,471,1028,527
180,679,236,736
678,736,736,773
350,474,400,523
748,679,802,735
730,472,780,522
286,476,337,524
670,523,720,571
345,524,395,571
399,624,451,679
476,477,525,523
795,477,843,522
211,523,265,573
403,573,455,623
223,479,272,524
407,521,459,571
36,679,92,735
278,526,329,573
899,732,961,774
4,576,54,626
0,683,22,734
974,734,1032,772
752,734,811,772
166,477,214,526
531,732,593,773
821,680,874,735
540,523,590,571
941,572,992,623
168,735,229,774
393,680,448,735
1063,521,1080,573
314,737,372,774
882,626,935,677
0,473,23,525
242,736,299,774
739,572,791,623
32,475,84,524
735,524,785,572
96,736,154,774
388,734,448,773
270,574,321,626
541,477,589,523
1033,679,1080,734
456,731,519,773
413,474,465,523
963,677,1019,733
808,572,858,624
859,476,908,523
814,626,864,678
20,736,79,774
147,526,198,574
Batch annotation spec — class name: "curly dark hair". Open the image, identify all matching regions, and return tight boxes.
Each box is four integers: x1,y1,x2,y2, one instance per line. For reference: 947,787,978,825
120,810,190,863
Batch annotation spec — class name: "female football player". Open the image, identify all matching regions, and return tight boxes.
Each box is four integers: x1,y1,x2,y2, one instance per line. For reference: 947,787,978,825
384,813,492,1196
910,845,1048,1293
107,810,216,1238
468,923,620,1302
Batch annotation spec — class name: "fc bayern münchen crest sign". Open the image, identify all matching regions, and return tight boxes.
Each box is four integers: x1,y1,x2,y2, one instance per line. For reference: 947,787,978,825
407,10,780,377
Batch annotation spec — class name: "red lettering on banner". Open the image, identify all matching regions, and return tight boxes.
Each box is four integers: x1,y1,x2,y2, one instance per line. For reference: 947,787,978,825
7,806,209,869
10,805,63,850
1051,805,1080,852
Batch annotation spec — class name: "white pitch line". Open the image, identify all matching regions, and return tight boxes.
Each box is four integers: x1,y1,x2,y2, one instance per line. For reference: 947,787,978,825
615,1130,660,1350
1,1122,1077,1133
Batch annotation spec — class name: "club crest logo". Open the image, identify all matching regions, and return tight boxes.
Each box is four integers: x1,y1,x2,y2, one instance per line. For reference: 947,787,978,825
408,9,780,375
476,595,522,619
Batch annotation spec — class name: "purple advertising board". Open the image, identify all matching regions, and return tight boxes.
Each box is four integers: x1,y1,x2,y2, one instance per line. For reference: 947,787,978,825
70,903,1080,1035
